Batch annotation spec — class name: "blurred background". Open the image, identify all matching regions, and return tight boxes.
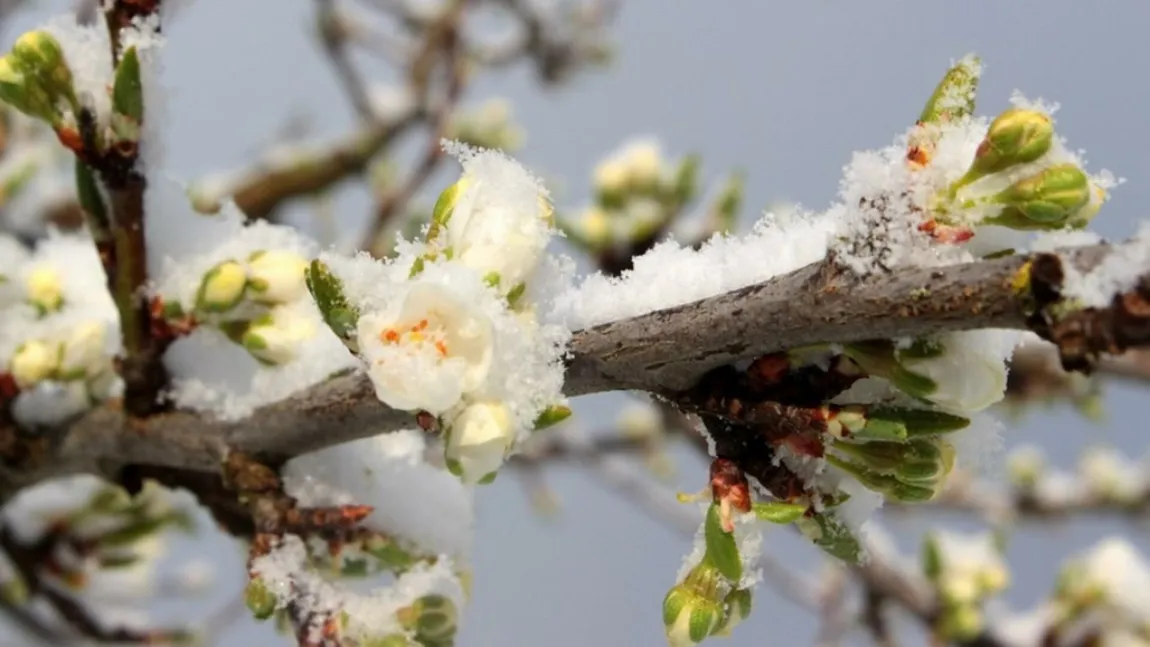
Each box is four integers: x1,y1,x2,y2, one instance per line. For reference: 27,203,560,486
3,1,1150,645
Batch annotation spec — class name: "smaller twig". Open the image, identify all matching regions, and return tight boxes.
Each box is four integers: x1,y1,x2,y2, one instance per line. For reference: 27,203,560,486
814,565,853,647
316,0,377,121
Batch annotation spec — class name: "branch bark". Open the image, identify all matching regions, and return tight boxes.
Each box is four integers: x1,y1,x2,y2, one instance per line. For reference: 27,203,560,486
2,240,1146,498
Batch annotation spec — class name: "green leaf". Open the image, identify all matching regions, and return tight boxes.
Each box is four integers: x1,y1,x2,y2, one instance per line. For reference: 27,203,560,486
506,282,527,307
868,406,970,437
73,158,108,229
112,47,143,123
922,533,943,581
842,341,939,399
796,511,862,565
919,55,980,124
533,404,572,431
703,503,742,582
305,260,360,348
671,154,701,205
751,501,807,525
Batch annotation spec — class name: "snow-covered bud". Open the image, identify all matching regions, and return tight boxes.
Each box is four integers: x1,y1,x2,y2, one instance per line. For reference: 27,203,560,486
404,594,457,646
194,260,247,314
663,566,725,647
10,31,75,111
919,54,981,125
246,250,309,305
58,321,110,381
24,265,63,314
445,401,514,485
983,163,1091,228
713,588,752,637
241,310,315,366
358,283,493,414
9,339,59,388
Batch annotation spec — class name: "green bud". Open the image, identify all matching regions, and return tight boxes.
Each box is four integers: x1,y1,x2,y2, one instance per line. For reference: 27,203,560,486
713,588,752,637
938,603,984,642
982,163,1091,228
429,177,471,242
194,260,247,313
533,404,572,431
751,501,807,525
703,503,741,582
953,108,1054,190
305,259,360,351
411,594,457,645
663,582,723,647
10,31,76,113
796,511,862,565
919,54,981,124
0,56,56,123
864,406,970,439
244,579,278,621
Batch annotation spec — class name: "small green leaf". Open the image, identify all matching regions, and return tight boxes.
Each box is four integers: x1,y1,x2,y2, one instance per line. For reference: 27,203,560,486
703,503,741,582
843,341,939,399
922,533,943,581
868,406,970,437
751,501,807,525
671,154,701,205
305,260,360,348
533,404,572,431
112,46,143,123
919,54,980,125
796,511,862,564
73,158,108,229
506,282,527,307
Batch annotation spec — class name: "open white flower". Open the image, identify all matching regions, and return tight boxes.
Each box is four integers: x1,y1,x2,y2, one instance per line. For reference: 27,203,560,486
445,401,514,484
358,282,493,414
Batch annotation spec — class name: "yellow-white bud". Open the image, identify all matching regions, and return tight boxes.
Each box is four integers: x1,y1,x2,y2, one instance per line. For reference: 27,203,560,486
195,260,247,313
241,312,315,366
445,401,514,484
58,321,110,380
24,265,63,313
9,339,60,388
246,250,309,305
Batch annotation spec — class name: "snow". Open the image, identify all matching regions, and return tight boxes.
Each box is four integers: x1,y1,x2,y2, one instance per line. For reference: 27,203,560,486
1062,223,1150,308
282,429,475,562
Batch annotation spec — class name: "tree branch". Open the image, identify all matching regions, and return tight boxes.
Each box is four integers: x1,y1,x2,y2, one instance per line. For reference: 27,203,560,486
2,240,1148,499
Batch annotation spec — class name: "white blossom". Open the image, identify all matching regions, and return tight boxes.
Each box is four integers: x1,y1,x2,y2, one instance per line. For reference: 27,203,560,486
357,282,494,414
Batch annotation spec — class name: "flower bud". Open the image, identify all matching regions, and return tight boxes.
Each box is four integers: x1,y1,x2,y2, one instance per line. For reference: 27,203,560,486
58,321,110,381
593,158,628,208
1064,180,1108,229
409,594,457,645
194,260,247,313
939,602,984,641
663,576,724,647
626,142,664,191
241,311,315,366
445,401,515,485
11,31,75,111
0,56,56,123
9,339,60,388
983,163,1090,228
577,206,612,247
246,250,309,305
976,564,1009,595
243,578,277,620
713,588,752,637
953,108,1054,190
24,265,63,314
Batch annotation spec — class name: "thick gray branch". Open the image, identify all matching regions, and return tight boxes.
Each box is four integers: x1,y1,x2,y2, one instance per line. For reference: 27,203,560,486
2,241,1131,491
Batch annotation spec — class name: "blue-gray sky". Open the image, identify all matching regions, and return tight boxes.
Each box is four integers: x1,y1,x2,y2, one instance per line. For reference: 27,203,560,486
5,1,1150,645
